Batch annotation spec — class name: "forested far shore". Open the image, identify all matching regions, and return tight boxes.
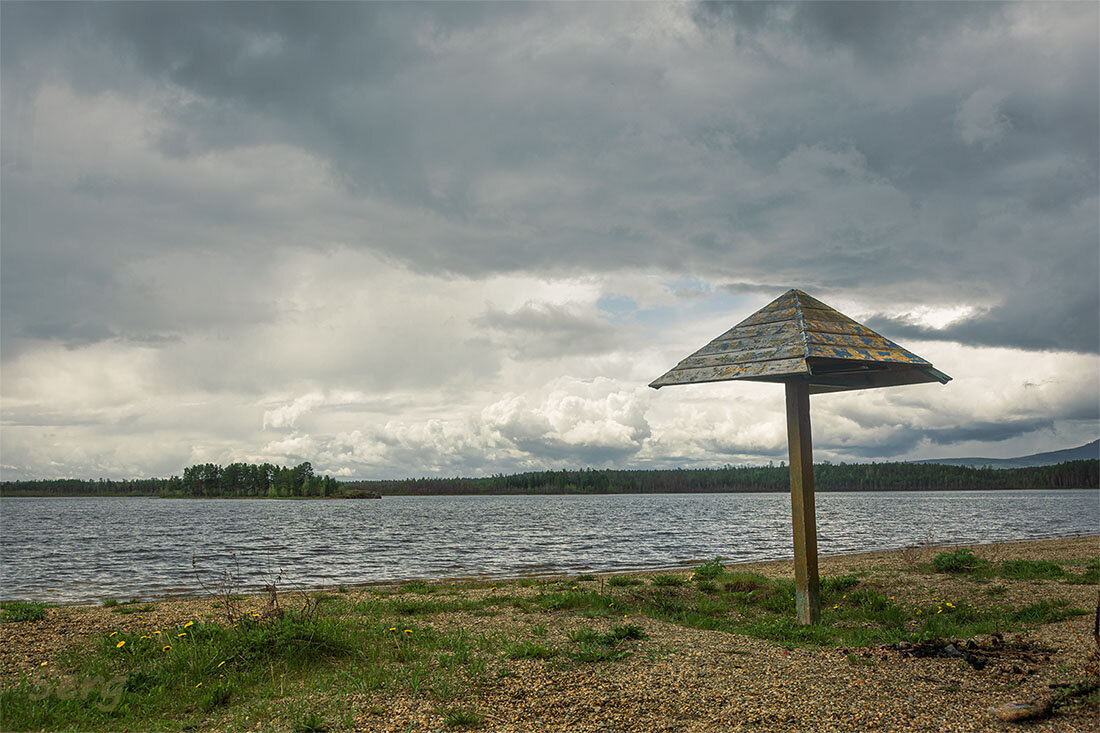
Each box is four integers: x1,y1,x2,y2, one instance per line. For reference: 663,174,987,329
0,462,342,498
347,460,1098,495
1,459,1096,497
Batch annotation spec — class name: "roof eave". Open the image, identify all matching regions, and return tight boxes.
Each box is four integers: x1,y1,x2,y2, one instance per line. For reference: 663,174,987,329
650,361,951,392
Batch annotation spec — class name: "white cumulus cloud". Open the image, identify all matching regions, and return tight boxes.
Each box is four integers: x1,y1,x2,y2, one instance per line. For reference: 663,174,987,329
263,393,326,430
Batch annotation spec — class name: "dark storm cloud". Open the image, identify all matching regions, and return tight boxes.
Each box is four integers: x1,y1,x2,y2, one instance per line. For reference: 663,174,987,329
923,418,1055,446
819,416,1056,459
694,1,1000,66
720,282,794,296
868,282,1100,354
2,1,1097,357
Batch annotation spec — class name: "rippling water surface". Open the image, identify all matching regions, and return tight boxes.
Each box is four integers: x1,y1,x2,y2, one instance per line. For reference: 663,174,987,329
1,490,1096,603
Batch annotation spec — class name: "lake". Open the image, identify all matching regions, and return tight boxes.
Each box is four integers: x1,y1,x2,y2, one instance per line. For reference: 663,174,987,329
1,490,1096,604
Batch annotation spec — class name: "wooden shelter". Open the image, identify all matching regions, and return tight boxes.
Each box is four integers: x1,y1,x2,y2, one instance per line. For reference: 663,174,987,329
650,289,951,623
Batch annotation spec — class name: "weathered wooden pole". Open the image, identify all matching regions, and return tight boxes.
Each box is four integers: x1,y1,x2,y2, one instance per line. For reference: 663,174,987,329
785,380,820,625
649,289,951,625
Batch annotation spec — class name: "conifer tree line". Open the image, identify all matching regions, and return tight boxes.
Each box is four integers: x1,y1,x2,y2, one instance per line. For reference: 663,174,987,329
2,459,1095,498
344,460,1098,495
0,461,342,497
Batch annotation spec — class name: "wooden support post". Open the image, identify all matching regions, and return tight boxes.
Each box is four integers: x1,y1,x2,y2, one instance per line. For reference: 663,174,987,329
785,380,820,625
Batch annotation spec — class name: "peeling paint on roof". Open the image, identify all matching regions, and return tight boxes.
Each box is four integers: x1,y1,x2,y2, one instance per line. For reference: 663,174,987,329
649,289,951,394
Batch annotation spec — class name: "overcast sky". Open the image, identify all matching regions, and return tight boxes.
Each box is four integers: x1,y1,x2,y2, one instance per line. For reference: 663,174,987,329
1,1,1097,481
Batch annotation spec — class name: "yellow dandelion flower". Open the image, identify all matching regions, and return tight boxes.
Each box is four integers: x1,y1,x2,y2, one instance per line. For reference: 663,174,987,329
116,641,126,648
140,635,150,639
571,585,578,590
832,605,839,610
109,631,118,637
40,661,48,667
217,661,226,668
403,629,412,635
184,621,194,628
162,645,172,652
608,602,614,607
153,630,161,635
177,632,187,638
195,682,202,688
389,627,397,632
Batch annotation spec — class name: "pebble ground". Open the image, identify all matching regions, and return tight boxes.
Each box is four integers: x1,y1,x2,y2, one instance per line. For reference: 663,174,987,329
2,536,1097,731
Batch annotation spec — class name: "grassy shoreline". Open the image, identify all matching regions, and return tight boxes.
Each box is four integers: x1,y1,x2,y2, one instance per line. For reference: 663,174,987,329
2,536,1097,731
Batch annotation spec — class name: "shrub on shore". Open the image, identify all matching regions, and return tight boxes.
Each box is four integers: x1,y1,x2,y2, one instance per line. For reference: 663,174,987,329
931,549,988,574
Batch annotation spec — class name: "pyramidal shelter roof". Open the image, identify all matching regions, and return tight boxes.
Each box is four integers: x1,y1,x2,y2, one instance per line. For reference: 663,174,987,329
649,289,951,394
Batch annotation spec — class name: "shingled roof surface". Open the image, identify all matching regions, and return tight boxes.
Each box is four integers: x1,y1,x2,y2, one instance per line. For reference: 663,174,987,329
650,289,950,394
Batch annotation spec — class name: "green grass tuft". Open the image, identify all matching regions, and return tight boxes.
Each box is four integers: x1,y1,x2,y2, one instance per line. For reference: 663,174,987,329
502,641,556,660
607,575,642,587
694,557,725,581
568,624,646,647
721,573,770,594
1008,600,1088,625
442,706,484,728
0,601,50,622
293,711,329,732
1063,559,1099,585
820,575,860,596
931,549,988,574
997,560,1065,580
199,682,233,712
607,624,646,641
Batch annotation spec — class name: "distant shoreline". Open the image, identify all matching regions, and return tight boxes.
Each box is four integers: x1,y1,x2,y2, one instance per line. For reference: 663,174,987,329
5,458,1094,498
2,485,1098,499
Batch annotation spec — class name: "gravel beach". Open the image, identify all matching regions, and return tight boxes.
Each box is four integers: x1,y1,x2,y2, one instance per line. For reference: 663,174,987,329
2,536,1097,732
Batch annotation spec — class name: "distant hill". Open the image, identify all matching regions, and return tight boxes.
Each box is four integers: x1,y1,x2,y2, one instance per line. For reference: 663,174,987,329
915,440,1099,469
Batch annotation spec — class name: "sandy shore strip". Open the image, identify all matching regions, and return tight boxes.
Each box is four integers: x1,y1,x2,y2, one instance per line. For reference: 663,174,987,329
2,535,1097,731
